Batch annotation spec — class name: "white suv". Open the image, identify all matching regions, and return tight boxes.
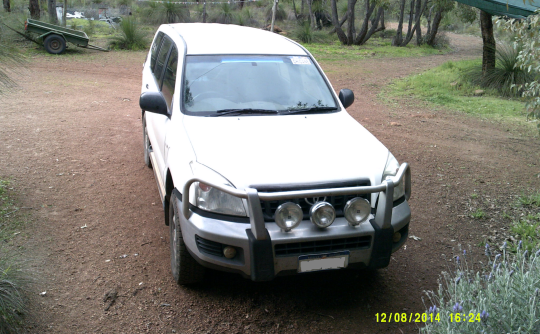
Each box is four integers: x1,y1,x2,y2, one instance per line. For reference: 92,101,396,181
140,23,411,284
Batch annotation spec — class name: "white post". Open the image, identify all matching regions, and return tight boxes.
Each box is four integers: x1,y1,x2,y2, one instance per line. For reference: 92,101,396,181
270,0,278,32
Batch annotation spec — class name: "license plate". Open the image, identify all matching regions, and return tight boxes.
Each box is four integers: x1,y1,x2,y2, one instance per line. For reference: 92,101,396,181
298,251,350,273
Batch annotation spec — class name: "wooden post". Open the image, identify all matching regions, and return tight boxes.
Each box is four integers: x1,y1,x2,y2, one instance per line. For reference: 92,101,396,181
202,1,207,23
63,0,67,26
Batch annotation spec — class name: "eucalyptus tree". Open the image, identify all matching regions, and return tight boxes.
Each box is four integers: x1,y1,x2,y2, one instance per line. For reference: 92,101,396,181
498,10,540,129
330,0,386,45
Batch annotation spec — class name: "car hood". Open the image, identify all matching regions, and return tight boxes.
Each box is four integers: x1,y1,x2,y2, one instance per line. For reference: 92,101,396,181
183,112,389,189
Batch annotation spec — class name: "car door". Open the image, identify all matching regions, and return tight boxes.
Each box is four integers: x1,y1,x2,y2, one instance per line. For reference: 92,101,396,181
145,35,176,183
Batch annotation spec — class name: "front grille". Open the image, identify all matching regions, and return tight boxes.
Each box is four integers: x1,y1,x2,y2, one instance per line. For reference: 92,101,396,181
274,236,371,257
195,235,223,257
257,180,371,222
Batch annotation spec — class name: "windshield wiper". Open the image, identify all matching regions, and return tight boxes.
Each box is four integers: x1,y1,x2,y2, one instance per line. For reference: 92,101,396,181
281,106,338,115
208,108,279,117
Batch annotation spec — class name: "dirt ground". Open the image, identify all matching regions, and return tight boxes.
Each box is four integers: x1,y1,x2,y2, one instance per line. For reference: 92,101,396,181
1,32,539,333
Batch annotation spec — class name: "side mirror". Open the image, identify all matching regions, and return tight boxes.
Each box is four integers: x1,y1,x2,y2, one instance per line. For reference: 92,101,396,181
339,89,354,109
139,91,168,115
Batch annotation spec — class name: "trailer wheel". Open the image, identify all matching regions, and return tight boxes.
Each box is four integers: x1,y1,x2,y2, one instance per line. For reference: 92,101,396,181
44,34,66,54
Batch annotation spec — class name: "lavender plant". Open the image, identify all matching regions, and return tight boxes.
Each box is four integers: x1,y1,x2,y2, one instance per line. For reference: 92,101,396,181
421,242,540,333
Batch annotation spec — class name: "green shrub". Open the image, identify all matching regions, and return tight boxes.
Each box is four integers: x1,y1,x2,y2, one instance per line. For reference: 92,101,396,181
265,3,286,22
109,17,147,51
463,43,537,97
83,19,96,36
0,255,26,333
421,243,540,333
295,21,313,44
0,180,27,333
210,3,234,24
138,1,190,25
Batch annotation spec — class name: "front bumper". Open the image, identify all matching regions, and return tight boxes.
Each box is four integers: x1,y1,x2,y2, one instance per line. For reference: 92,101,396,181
178,163,411,281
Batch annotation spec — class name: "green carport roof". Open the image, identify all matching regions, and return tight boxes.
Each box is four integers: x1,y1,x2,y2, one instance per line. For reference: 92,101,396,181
454,0,539,18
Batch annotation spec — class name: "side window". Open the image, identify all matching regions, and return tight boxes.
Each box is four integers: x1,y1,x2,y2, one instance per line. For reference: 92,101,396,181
153,37,172,85
161,46,178,111
150,32,164,72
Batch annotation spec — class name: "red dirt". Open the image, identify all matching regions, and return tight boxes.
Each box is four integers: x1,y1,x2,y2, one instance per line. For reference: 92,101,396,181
1,33,539,333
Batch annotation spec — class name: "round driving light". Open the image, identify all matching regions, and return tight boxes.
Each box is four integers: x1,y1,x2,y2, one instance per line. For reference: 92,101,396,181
309,202,336,228
275,202,303,232
344,197,371,226
223,246,237,259
392,232,402,243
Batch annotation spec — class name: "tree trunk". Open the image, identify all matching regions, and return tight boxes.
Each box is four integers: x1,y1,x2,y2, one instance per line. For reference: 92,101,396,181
308,0,315,28
426,5,433,36
404,0,415,41
345,0,357,45
330,0,347,44
398,0,427,46
353,0,377,45
3,0,10,12
356,7,384,45
329,11,348,34
29,0,40,19
62,0,67,26
480,10,496,74
414,0,422,45
392,0,406,46
48,0,57,24
425,9,442,46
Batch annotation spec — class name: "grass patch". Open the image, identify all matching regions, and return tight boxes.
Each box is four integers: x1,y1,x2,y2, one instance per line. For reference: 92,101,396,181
510,214,540,253
0,179,28,333
519,192,540,207
385,59,527,120
304,40,447,62
471,208,486,219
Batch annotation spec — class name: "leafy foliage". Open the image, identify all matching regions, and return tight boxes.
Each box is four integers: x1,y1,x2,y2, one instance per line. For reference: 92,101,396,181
421,243,540,333
109,17,147,50
463,43,536,97
498,10,540,130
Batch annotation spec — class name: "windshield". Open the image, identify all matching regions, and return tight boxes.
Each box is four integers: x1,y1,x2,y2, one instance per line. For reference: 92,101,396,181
182,55,338,115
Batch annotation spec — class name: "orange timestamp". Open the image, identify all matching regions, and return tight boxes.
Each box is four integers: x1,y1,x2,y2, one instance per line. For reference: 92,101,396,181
375,313,441,323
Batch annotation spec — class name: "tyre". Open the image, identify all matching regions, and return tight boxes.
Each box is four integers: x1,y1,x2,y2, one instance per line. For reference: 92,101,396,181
44,34,66,54
170,193,205,285
142,115,152,168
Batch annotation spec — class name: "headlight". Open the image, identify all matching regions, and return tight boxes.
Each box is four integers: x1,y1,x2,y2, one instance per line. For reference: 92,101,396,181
309,202,336,228
195,182,246,217
344,197,371,226
275,202,303,232
382,152,405,201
